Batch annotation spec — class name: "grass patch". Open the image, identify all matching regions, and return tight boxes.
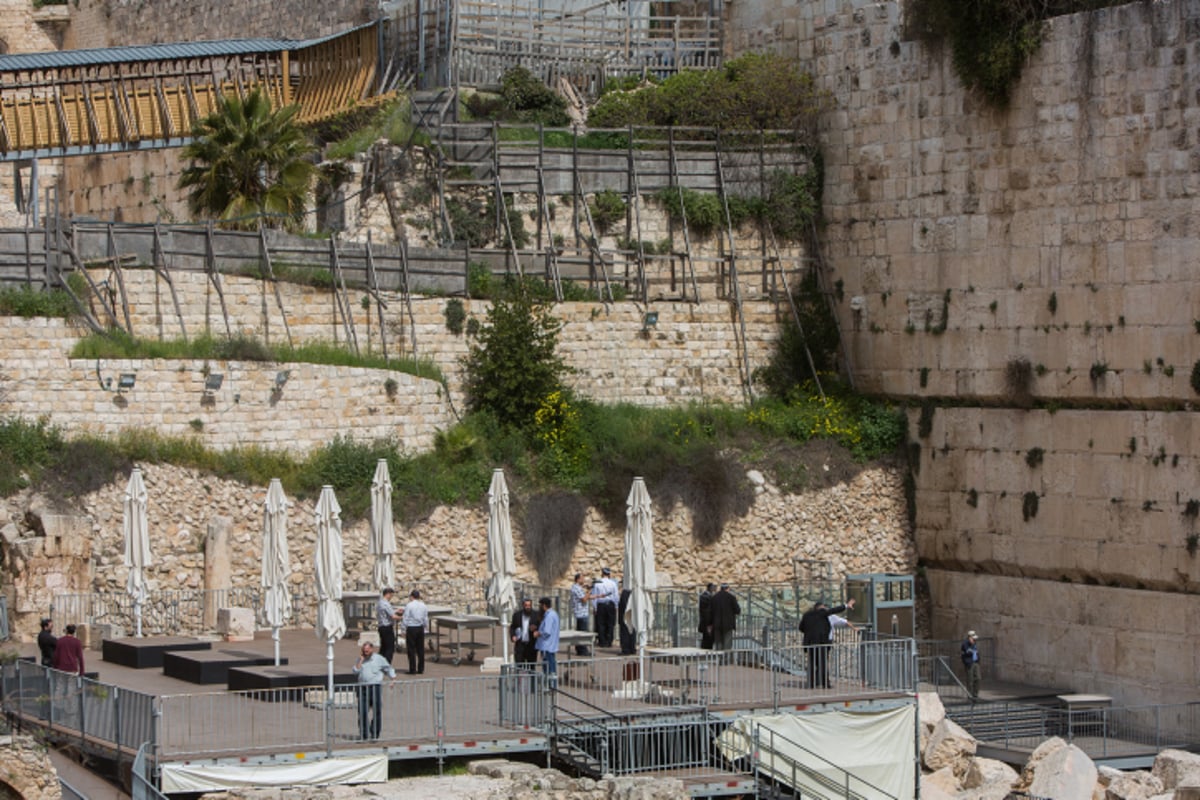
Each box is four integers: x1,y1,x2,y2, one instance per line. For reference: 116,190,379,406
69,332,444,384
0,285,77,318
0,387,902,546
324,98,418,160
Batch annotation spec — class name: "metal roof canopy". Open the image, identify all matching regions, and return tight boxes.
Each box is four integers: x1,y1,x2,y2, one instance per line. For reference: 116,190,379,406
0,21,378,73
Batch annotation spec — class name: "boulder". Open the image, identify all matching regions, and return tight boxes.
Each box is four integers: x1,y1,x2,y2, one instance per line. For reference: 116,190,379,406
919,773,958,800
963,756,1019,799
1176,787,1200,800
923,718,977,774
925,765,960,794
1152,750,1200,791
1099,766,1125,786
1027,743,1098,800
1019,737,1069,788
1105,771,1163,800
919,691,947,730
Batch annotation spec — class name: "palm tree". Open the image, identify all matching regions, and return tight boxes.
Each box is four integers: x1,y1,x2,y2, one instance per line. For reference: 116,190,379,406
178,88,316,229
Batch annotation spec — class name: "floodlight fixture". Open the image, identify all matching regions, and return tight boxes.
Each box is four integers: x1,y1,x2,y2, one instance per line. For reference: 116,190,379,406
117,373,137,391
642,311,659,331
275,370,291,389
204,373,224,392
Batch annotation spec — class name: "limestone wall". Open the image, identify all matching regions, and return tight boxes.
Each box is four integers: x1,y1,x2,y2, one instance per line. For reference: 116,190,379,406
725,0,1200,706
65,0,377,49
0,316,454,454
928,569,1199,705
726,0,1200,403
911,406,1200,594
0,460,914,641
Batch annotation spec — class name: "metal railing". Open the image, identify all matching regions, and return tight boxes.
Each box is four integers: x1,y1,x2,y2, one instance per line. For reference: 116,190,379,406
52,579,489,637
132,743,169,800
553,639,916,716
157,669,552,760
750,720,900,800
0,659,156,771
948,699,1200,760
919,655,970,704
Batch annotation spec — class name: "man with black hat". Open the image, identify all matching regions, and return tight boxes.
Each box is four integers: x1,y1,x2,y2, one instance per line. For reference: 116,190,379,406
799,597,855,689
709,583,741,652
37,618,57,667
509,597,540,666
697,583,716,650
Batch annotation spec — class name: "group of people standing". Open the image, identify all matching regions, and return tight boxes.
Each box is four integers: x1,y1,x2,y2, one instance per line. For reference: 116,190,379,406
351,586,431,741
509,596,560,678
696,585,861,689
37,618,86,676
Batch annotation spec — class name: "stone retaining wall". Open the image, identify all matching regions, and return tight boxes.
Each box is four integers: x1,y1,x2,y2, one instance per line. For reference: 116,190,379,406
0,460,914,642
0,270,780,454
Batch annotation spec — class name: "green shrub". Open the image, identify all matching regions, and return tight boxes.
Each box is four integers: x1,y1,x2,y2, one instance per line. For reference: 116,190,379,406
654,188,724,237
463,287,571,430
468,261,493,298
0,286,76,318
444,298,466,335
755,270,840,397
587,53,822,131
499,67,570,126
588,190,626,234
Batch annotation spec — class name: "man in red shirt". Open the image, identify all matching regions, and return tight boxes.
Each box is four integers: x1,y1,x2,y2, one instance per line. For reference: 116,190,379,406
52,624,85,675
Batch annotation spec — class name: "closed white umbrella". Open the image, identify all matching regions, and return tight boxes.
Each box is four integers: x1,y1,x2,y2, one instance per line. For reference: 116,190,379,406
369,459,396,590
624,477,656,683
485,469,517,662
262,478,292,666
123,468,152,638
314,485,346,700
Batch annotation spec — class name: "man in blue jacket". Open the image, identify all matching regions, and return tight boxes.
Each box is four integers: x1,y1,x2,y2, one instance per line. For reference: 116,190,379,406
534,597,560,686
961,630,980,701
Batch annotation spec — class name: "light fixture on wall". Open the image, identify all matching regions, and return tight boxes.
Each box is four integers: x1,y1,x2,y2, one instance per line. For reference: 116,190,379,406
642,311,659,332
275,370,291,390
204,373,224,393
116,373,137,392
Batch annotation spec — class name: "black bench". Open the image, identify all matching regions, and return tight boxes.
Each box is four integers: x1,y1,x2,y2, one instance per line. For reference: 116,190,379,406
102,636,212,669
162,649,287,685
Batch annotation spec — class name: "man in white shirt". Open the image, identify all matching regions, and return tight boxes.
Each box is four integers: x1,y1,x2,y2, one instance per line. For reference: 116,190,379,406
352,641,396,740
401,589,429,675
590,567,619,648
376,588,401,664
569,573,591,655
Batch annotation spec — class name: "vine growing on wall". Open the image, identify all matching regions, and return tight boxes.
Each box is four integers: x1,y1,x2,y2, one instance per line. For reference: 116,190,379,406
903,0,1129,107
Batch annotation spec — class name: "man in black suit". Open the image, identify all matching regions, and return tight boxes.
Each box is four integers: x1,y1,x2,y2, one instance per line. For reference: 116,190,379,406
799,598,856,688
709,583,741,652
509,598,540,666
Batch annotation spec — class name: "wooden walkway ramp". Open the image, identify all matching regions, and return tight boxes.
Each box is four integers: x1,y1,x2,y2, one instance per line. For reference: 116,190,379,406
0,22,393,162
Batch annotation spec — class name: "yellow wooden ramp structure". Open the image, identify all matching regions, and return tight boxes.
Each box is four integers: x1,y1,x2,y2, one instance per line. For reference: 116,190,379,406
0,22,393,161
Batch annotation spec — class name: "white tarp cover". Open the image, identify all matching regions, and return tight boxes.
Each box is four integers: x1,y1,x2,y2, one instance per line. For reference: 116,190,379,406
160,755,387,793
716,705,915,800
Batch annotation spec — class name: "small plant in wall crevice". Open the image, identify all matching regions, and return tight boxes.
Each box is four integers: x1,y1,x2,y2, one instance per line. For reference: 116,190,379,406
1021,491,1039,522
384,377,399,401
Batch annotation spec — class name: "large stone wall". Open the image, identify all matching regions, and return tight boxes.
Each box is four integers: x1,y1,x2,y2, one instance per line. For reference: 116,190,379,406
0,316,454,455
724,0,1200,705
0,460,914,641
65,0,377,49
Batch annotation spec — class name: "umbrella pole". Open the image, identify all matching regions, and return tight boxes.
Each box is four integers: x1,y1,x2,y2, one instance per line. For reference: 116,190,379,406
273,627,281,666
638,634,646,696
326,639,335,700
135,602,143,638
502,627,509,663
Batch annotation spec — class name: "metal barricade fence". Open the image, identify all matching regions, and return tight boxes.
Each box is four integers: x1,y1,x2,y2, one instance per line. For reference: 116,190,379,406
132,742,170,800
0,659,156,770
158,686,330,758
